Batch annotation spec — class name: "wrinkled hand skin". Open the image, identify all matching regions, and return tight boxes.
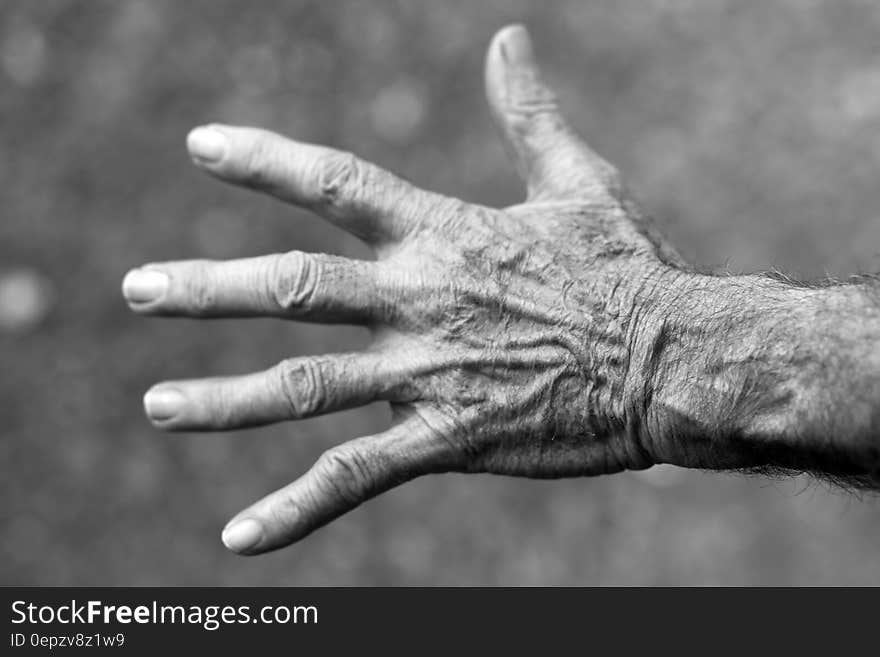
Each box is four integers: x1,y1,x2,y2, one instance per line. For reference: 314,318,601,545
120,25,880,556
380,197,681,478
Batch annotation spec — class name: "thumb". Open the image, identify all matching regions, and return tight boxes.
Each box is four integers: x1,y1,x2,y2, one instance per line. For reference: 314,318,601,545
484,24,620,202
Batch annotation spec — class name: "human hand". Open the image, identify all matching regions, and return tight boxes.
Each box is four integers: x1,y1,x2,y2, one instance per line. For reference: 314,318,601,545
123,25,705,555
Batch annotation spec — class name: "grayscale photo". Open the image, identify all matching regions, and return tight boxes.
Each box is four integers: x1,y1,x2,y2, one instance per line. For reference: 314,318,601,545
4,0,880,595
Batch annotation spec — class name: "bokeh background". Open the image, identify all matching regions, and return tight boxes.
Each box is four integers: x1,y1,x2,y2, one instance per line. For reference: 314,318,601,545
4,0,880,585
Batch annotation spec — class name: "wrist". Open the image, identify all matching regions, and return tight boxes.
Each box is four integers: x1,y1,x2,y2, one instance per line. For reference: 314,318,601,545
642,272,880,479
635,272,793,470
619,264,710,467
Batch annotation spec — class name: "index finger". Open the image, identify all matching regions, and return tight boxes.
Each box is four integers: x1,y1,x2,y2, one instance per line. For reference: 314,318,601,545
187,124,454,245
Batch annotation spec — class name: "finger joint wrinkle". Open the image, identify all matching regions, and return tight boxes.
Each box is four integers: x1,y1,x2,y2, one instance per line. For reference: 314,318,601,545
272,252,320,311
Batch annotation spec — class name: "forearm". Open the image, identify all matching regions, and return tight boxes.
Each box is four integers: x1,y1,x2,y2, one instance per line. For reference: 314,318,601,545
647,272,880,485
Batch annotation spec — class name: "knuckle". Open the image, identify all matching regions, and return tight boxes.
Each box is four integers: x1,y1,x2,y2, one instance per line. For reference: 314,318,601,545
239,132,277,189
314,150,364,209
269,251,320,311
277,357,327,418
313,446,374,506
185,262,216,315
506,81,560,134
265,493,301,538
198,381,237,429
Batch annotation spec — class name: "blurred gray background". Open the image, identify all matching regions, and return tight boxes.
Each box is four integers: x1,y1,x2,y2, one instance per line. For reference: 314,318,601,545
3,0,880,585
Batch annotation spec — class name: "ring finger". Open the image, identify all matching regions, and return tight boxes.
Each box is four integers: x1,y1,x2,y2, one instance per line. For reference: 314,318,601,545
143,351,412,431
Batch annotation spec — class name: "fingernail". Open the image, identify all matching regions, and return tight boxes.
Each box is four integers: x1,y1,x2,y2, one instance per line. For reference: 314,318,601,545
122,269,169,303
143,388,186,421
501,24,535,68
222,518,263,553
187,126,228,163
